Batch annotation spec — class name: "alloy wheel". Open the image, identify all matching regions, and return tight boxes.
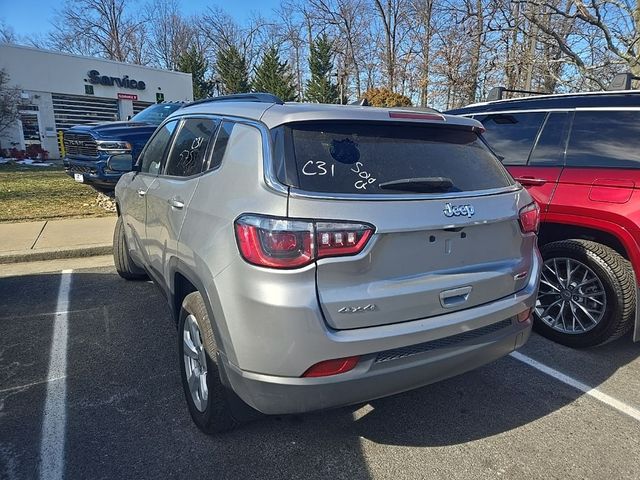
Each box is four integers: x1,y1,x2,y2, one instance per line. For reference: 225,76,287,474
183,314,209,412
535,257,607,334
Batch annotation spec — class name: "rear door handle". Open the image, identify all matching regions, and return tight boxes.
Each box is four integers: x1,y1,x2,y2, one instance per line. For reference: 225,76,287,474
515,176,547,187
168,198,184,209
137,189,146,197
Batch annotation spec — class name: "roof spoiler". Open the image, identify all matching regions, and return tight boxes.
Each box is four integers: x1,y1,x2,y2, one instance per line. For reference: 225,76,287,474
188,93,284,107
607,73,640,91
486,87,546,102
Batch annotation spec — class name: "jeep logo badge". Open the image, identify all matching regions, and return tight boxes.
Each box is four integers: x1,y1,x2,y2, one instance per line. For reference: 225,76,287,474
443,203,475,218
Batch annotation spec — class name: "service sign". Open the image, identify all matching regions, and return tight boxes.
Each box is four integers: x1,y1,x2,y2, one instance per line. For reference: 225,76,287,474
88,70,146,90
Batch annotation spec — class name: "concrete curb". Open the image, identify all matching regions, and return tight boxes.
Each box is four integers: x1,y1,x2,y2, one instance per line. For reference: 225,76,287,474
0,244,112,264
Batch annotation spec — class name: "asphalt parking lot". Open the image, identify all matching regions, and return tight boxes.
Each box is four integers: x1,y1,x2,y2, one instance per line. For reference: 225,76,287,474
1,258,639,480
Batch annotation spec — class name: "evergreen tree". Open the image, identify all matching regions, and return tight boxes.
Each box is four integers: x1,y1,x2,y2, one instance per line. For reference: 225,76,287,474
305,34,339,104
216,45,250,94
252,47,297,101
177,46,212,100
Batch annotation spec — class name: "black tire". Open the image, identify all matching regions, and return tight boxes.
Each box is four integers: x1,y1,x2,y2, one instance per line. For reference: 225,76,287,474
178,292,260,434
534,239,636,348
113,216,147,280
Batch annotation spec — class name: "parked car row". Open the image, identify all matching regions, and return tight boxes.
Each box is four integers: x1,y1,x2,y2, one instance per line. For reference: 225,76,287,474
63,81,639,434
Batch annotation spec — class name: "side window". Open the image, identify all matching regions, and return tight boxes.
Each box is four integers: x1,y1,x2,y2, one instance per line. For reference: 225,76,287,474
528,112,571,166
140,120,178,174
566,111,640,168
207,121,235,171
164,117,218,177
476,112,546,165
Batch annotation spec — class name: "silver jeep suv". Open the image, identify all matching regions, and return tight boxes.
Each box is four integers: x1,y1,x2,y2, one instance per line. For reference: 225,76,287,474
112,93,541,433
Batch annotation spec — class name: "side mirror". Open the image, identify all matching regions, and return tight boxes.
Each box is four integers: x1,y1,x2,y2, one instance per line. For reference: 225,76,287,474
107,154,134,172
126,115,133,121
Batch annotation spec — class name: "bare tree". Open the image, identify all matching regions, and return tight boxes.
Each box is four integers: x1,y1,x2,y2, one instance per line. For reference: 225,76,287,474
305,0,370,98
146,0,193,69
519,0,640,88
0,19,17,43
271,5,307,98
373,0,408,90
0,69,21,136
197,7,267,73
49,0,145,63
409,0,436,105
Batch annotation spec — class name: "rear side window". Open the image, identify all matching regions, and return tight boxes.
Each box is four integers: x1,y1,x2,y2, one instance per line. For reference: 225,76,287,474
164,117,218,177
140,120,178,174
208,121,235,171
566,111,640,168
476,112,546,165
282,121,513,195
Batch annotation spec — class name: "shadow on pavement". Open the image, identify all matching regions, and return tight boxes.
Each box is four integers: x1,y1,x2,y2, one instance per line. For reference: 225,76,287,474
0,269,638,479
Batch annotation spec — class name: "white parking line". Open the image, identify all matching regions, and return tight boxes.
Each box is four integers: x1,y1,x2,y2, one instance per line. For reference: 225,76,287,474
510,351,640,422
39,269,72,480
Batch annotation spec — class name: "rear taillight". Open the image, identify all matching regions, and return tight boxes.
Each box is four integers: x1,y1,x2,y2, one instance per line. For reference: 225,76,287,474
518,203,540,234
234,215,374,269
302,356,360,377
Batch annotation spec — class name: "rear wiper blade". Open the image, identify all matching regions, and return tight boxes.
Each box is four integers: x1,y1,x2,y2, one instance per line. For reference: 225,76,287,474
378,177,455,193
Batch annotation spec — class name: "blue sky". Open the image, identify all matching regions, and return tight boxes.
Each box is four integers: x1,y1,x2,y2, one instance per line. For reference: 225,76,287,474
0,0,280,39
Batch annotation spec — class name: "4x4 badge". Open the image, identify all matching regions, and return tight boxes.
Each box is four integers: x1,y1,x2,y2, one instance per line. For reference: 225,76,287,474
443,203,475,218
338,304,377,314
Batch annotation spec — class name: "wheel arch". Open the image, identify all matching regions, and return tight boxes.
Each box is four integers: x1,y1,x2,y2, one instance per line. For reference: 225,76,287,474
539,222,630,260
167,258,238,364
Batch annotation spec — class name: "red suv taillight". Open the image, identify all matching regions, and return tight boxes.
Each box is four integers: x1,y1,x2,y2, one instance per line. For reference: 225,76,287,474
518,202,540,234
234,215,374,269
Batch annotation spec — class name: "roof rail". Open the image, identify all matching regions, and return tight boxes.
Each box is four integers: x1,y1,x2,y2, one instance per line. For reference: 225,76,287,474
607,73,640,91
486,86,546,102
188,93,284,107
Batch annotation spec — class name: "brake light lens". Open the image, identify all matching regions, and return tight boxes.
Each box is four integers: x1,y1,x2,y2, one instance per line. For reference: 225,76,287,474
235,215,374,269
302,356,360,377
518,203,540,234
388,111,444,121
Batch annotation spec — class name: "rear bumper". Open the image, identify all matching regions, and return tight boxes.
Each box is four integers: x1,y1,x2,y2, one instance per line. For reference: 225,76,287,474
210,242,541,414
222,317,530,415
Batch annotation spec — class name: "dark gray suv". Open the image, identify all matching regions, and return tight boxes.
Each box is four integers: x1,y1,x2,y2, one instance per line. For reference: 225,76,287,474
112,94,541,433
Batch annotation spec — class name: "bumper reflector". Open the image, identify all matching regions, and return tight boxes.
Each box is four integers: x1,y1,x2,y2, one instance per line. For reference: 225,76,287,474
517,308,532,323
302,356,359,377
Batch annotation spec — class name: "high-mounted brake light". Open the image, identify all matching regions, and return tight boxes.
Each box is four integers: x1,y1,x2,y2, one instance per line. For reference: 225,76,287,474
518,203,540,234
234,215,374,269
302,356,360,377
388,111,445,121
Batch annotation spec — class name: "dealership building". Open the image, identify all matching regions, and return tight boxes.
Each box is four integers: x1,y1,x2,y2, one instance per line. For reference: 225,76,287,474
0,43,193,159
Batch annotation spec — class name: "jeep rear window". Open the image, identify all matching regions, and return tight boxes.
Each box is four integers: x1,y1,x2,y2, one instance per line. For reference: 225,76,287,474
280,121,514,194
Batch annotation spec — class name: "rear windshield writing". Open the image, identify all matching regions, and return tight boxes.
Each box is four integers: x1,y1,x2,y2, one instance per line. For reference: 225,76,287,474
286,122,513,194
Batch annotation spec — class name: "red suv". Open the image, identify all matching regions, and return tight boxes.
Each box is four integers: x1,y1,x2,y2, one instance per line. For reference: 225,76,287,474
448,82,640,347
